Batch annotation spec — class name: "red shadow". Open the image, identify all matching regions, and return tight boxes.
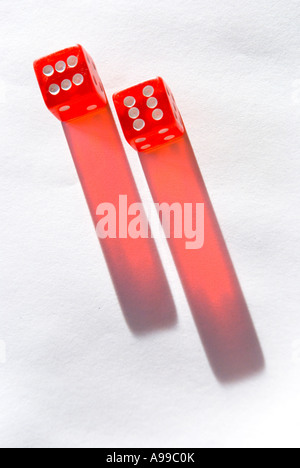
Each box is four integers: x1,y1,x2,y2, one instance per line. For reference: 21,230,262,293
63,107,177,334
139,134,264,382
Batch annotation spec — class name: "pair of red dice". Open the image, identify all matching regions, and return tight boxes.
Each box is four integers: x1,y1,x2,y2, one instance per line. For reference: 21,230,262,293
34,45,185,152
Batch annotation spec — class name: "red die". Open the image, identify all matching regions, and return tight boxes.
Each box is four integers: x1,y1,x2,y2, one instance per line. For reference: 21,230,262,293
34,45,107,122
113,77,185,152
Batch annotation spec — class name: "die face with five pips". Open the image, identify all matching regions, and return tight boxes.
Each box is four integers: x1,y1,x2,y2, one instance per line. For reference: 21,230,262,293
113,77,185,152
34,44,107,122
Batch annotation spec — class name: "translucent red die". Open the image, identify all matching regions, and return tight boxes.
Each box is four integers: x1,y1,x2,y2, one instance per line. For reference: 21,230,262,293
34,44,107,121
113,77,185,152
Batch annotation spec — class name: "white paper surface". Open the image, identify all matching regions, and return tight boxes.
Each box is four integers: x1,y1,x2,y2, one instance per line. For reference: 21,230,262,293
0,0,300,448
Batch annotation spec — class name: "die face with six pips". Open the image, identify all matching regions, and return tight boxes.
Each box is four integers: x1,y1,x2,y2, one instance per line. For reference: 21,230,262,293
113,77,185,152
34,44,107,122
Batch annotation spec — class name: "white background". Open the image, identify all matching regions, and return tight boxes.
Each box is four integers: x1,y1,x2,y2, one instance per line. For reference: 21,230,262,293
1,0,300,448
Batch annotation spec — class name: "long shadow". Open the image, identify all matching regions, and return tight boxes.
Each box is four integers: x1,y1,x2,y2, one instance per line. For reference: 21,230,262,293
139,134,265,382
63,107,177,334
